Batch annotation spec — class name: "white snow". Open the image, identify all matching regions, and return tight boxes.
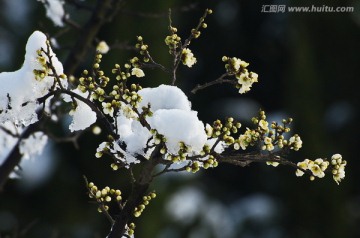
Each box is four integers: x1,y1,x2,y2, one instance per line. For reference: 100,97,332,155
19,132,48,159
0,30,66,126
206,138,226,154
148,109,207,154
38,0,65,27
137,84,191,112
113,84,207,163
63,89,97,132
116,112,151,155
0,122,49,178
69,99,97,132
0,122,18,174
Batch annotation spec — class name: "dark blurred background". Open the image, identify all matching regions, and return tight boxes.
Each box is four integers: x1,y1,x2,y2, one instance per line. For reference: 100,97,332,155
0,0,359,237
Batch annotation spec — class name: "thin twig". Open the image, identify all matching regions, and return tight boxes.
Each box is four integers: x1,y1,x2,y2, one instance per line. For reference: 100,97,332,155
18,219,39,237
217,151,310,175
191,73,234,94
120,3,198,18
84,176,115,225
171,8,211,85
46,131,82,149
65,0,94,11
0,125,18,138
64,0,125,75
0,121,43,191
37,88,117,139
111,41,137,51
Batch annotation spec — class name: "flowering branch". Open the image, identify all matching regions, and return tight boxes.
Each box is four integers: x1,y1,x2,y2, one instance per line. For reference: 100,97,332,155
0,4,347,238
165,9,212,85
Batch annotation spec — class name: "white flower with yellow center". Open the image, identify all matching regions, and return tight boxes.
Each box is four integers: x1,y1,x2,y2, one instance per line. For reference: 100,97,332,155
238,134,248,150
239,84,252,94
259,119,269,131
289,134,302,151
131,68,145,78
96,41,110,54
309,164,325,178
181,48,197,68
249,72,258,82
296,169,304,177
102,102,114,117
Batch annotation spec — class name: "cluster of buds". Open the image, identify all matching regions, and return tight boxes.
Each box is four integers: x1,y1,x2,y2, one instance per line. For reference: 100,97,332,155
165,26,181,53
104,81,143,119
112,63,130,81
126,223,136,237
165,8,211,57
134,192,157,218
202,155,219,169
206,117,241,142
166,142,191,162
93,54,110,86
222,56,258,94
33,42,67,83
189,8,212,40
150,129,166,146
184,156,219,173
135,36,151,63
235,110,302,153
186,161,201,173
112,59,145,82
331,154,346,185
235,128,260,150
122,88,142,108
77,55,110,101
87,182,122,213
33,48,49,81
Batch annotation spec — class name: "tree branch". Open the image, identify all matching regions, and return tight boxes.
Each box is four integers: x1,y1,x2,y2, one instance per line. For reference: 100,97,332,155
0,121,43,191
38,88,117,139
191,73,234,94
217,151,309,175
64,0,125,75
107,146,161,238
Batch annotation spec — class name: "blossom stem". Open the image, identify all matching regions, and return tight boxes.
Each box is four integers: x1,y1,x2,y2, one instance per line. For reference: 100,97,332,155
191,73,234,94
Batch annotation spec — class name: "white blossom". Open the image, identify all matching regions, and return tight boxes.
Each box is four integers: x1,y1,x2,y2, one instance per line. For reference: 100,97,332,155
331,154,346,185
102,102,114,117
97,41,110,54
131,68,145,78
258,119,269,131
289,134,302,151
181,48,197,67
